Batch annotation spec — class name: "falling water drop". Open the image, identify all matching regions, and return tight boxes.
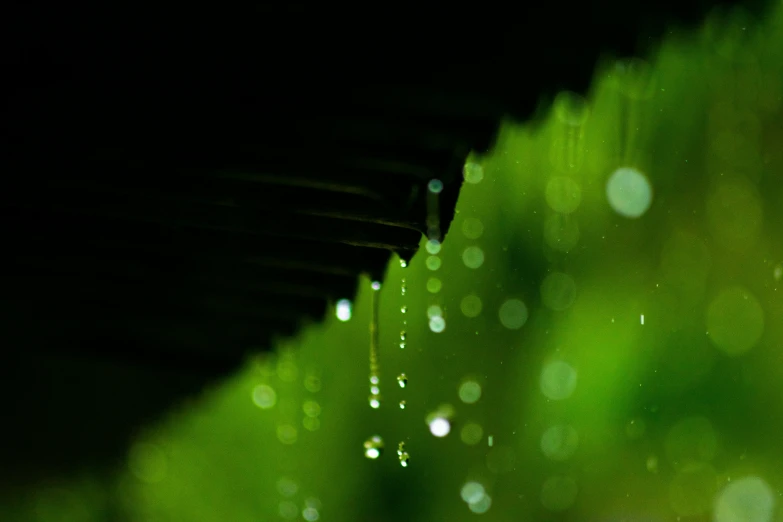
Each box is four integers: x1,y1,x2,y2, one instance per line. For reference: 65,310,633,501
399,259,408,268
397,374,408,389
363,435,384,459
400,331,407,341
368,280,382,409
401,306,407,314
399,342,406,349
399,400,406,409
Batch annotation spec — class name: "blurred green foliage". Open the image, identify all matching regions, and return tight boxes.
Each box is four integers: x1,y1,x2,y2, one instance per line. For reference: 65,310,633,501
6,3,783,520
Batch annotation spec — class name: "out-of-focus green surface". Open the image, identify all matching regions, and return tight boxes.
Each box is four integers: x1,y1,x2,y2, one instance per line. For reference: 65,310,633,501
7,4,783,521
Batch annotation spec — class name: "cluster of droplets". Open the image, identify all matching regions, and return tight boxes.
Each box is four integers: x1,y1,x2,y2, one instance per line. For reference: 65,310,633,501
426,179,446,333
397,441,410,467
368,280,382,409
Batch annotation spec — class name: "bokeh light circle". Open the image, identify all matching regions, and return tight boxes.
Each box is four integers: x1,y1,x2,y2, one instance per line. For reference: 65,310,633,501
706,286,764,356
460,294,483,318
540,272,577,311
540,361,577,401
499,299,528,329
606,167,653,218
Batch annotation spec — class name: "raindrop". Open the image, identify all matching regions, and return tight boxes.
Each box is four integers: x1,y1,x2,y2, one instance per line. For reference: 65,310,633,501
428,416,451,437
426,278,442,293
468,495,492,514
714,476,775,522
400,331,407,341
276,477,299,497
458,380,482,404
461,482,486,504
499,298,528,329
427,305,443,318
428,179,443,194
302,400,321,418
399,342,406,349
706,286,764,356
251,384,277,409
462,246,485,269
463,162,484,184
429,315,446,333
278,501,299,520
363,435,384,459
606,167,653,218
302,507,320,522
540,425,579,461
461,423,484,445
371,280,382,291
401,305,407,314
335,299,352,322
368,279,381,409
545,176,582,214
540,272,577,311
540,361,578,400
397,374,408,388
399,258,408,268
399,400,406,409
426,256,442,271
460,294,483,318
276,424,298,445
462,217,484,239
426,239,442,255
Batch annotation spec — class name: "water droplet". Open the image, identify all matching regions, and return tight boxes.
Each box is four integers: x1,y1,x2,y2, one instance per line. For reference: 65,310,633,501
397,441,406,456
499,299,529,329
400,305,407,314
399,452,410,467
399,342,406,349
397,374,408,388
302,400,321,418
368,396,380,409
429,315,446,333
460,294,483,318
363,435,384,459
400,331,407,341
428,179,443,194
251,384,277,409
369,375,379,385
461,482,486,504
462,217,484,239
335,299,352,322
458,380,482,404
426,255,442,271
606,167,653,218
462,246,485,269
463,162,484,184
399,259,408,268
428,416,451,437
371,281,382,291
399,400,406,409
426,277,442,293
427,305,443,318
425,239,442,255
